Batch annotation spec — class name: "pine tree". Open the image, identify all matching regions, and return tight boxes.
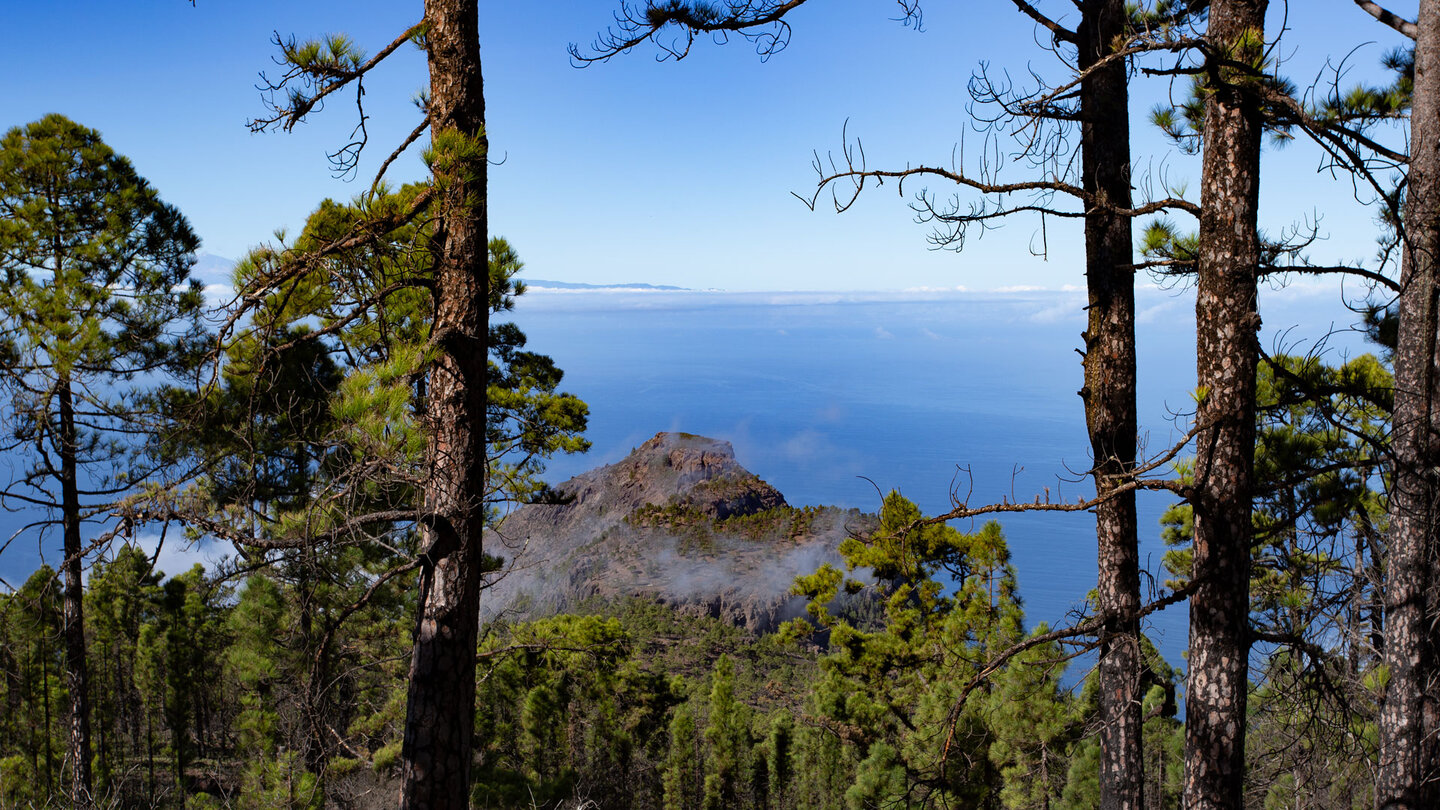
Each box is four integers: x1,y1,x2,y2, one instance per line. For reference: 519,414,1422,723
663,699,702,810
0,567,64,803
701,655,751,810
760,710,794,810
241,4,492,799
86,544,163,804
1356,2,1440,805
225,575,322,810
785,491,1068,806
167,174,585,801
0,114,208,808
1180,4,1270,806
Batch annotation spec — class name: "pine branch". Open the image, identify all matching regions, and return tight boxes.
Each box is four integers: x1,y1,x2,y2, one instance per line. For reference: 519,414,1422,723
573,0,818,63
937,581,1197,764
251,21,425,134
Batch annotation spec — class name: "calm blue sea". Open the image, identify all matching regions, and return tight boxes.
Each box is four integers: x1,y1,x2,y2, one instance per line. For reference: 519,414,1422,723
509,283,1374,669
0,280,1372,674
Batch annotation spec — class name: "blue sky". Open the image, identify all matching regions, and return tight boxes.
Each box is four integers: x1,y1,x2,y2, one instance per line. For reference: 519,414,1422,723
0,1,1418,291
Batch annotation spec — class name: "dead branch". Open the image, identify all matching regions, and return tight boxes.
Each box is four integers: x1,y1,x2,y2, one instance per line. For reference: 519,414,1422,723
1352,0,1419,39
1007,0,1076,44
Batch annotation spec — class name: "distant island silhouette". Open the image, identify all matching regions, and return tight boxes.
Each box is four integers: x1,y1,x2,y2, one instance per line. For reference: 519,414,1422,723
525,278,689,291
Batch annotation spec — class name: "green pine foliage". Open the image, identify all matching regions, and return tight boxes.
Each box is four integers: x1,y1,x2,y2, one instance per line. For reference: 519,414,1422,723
1158,351,1391,807
87,547,165,804
782,491,1085,808
0,480,1378,809
0,567,64,801
0,115,211,806
135,189,588,805
0,113,210,513
700,655,749,810
1161,352,1390,636
662,699,702,810
471,612,677,807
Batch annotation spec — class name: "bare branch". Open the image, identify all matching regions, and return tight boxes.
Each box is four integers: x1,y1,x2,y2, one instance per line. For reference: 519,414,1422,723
937,581,1197,763
1265,263,1400,293
1351,0,1419,38
919,418,1206,529
924,475,1187,525
371,117,432,195
1007,0,1077,44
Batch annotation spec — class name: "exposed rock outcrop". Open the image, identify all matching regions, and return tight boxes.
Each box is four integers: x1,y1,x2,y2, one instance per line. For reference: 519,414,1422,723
483,432,869,634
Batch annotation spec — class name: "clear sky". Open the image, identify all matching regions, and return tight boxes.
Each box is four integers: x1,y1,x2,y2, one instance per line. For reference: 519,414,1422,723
0,1,1417,291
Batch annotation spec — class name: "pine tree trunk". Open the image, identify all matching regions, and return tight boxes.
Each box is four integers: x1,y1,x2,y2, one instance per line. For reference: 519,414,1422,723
398,0,489,807
58,374,94,808
299,570,329,778
41,596,55,790
1377,2,1440,807
1078,3,1143,809
1183,2,1266,808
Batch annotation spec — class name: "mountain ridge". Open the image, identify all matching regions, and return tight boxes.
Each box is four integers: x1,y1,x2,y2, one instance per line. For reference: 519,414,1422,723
483,432,871,633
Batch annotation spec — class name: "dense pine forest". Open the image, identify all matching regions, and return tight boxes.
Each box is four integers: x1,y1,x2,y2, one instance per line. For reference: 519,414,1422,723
3,1,1440,809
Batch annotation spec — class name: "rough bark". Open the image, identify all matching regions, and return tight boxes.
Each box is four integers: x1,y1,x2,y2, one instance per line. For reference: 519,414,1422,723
1377,1,1440,807
58,374,94,808
398,0,489,807
1077,3,1144,809
1183,2,1267,808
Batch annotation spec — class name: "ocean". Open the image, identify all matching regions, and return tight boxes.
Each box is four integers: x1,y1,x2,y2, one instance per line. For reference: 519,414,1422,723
509,281,1376,669
0,279,1374,673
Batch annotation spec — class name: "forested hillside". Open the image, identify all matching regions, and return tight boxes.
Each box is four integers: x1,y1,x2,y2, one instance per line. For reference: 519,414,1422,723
3,1,1440,809
4,473,1186,810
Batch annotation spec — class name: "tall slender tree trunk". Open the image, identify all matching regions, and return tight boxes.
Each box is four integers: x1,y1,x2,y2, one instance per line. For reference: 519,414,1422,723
58,374,94,808
1078,3,1143,809
1183,3,1267,808
398,0,489,807
41,598,55,791
298,561,329,779
1378,2,1440,807
146,708,155,807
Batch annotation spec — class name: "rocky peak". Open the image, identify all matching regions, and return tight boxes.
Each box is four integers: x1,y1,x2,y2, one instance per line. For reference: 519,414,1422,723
482,432,865,634
511,432,786,540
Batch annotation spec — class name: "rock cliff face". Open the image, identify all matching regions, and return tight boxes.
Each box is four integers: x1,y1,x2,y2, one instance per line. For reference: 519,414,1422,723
483,432,868,633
